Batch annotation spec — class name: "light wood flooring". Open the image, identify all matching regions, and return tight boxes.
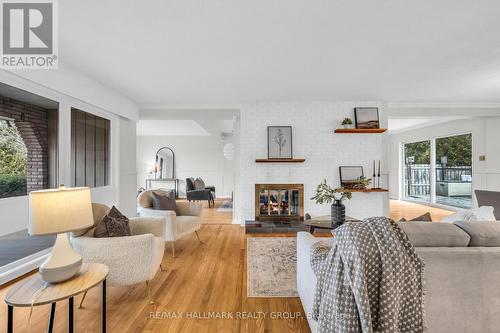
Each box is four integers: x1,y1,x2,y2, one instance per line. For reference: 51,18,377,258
0,199,453,333
389,199,454,222
0,199,309,333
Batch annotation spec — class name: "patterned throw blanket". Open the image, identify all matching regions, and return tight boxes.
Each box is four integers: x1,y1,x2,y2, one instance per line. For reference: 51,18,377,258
311,217,426,333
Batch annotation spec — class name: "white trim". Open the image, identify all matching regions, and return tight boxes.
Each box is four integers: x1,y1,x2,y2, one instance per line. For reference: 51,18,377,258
0,248,50,286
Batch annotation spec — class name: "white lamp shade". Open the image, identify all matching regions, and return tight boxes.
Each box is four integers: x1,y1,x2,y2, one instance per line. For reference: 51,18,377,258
29,187,94,236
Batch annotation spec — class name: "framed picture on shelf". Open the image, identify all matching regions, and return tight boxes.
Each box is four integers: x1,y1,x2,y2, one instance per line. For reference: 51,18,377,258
354,107,380,129
339,166,364,188
267,126,293,159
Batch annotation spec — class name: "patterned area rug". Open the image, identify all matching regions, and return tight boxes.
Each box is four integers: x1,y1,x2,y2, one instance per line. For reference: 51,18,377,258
216,199,233,212
247,237,298,297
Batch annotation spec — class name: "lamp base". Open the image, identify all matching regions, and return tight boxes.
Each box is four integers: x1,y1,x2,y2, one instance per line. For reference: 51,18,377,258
40,233,82,283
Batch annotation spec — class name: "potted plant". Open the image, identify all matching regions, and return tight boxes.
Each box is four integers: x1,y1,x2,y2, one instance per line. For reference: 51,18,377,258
341,117,353,129
311,179,352,227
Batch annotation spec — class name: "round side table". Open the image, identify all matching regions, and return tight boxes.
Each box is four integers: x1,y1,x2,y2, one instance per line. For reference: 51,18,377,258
4,263,109,333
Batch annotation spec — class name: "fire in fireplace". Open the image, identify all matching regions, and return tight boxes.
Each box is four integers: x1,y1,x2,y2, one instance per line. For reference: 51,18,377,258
255,184,304,221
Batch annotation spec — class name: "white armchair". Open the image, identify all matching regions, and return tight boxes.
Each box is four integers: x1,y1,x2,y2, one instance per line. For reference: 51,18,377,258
71,203,165,305
137,189,203,257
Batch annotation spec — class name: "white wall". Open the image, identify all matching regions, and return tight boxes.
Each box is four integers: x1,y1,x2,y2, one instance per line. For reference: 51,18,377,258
0,68,138,236
388,116,500,205
136,134,235,198
237,102,389,224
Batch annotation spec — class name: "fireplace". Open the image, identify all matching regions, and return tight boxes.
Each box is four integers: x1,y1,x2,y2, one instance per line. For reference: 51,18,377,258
255,184,304,221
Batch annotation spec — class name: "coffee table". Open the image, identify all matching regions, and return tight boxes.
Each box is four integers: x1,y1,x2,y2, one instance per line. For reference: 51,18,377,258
303,215,361,233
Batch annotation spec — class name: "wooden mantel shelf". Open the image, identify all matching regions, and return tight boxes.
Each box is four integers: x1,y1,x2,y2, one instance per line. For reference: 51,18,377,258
255,158,306,163
349,188,389,192
334,128,387,134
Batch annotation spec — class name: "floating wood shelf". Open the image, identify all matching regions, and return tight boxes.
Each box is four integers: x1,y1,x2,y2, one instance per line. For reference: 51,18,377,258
334,128,387,134
349,188,389,192
255,158,306,163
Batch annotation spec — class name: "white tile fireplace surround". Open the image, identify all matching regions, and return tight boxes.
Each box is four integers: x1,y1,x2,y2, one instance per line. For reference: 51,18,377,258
239,102,389,225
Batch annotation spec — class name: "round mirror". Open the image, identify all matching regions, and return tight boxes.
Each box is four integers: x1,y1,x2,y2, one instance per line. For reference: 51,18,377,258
155,147,175,179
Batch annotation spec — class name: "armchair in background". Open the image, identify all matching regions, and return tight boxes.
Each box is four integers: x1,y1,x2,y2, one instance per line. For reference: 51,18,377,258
137,189,203,257
186,177,215,208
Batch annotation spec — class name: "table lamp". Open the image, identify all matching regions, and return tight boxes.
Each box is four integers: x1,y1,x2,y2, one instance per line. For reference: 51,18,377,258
29,186,94,283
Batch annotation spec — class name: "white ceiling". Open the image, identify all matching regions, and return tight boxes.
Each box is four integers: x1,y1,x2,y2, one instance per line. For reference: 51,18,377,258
388,116,470,134
137,120,210,136
59,1,500,105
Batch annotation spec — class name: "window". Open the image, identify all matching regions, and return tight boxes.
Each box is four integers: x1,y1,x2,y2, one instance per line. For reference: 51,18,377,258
71,108,110,187
0,118,27,198
435,134,472,208
0,88,59,199
401,133,472,209
403,140,431,202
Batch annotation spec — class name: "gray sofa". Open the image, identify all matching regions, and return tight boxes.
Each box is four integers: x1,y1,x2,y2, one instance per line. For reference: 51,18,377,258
297,221,500,333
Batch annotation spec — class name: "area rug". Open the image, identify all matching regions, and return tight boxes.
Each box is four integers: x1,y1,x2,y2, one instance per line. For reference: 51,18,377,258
216,199,233,212
247,237,298,297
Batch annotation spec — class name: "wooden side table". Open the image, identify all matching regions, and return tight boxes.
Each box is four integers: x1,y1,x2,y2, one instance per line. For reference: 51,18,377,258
4,263,109,333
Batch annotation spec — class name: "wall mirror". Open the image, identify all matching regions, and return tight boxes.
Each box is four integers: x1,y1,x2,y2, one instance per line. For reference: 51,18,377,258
155,147,175,179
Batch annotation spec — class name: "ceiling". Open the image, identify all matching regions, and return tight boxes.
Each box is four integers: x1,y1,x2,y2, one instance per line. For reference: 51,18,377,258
59,1,500,106
137,109,237,136
388,116,470,134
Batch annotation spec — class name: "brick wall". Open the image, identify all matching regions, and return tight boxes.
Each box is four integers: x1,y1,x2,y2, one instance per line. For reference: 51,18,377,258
0,97,50,192
239,101,389,222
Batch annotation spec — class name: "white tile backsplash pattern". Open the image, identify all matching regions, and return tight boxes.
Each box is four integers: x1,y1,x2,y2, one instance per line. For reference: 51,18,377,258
239,101,389,223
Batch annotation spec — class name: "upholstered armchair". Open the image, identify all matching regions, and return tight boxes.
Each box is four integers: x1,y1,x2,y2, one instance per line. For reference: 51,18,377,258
186,177,215,207
70,203,165,305
137,189,203,257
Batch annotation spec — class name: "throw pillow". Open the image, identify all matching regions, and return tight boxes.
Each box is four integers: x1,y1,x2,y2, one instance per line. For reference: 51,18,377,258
152,191,177,212
94,206,131,238
465,206,496,221
440,210,473,223
194,178,205,190
399,212,432,222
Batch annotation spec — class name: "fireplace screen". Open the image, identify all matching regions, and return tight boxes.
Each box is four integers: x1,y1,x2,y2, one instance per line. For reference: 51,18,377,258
255,184,304,221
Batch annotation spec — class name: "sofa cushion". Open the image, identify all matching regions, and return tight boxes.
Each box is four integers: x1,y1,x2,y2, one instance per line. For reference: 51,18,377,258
453,221,500,246
399,222,470,247
94,206,131,238
152,191,177,212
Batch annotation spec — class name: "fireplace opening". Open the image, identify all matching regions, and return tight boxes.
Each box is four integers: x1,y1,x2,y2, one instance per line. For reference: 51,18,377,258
255,184,304,221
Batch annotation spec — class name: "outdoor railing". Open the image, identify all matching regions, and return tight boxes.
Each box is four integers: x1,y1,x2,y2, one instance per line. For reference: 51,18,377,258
403,164,472,197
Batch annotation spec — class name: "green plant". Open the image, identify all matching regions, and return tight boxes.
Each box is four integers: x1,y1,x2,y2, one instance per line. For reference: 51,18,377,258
311,179,352,204
341,118,353,126
0,174,27,197
353,176,372,189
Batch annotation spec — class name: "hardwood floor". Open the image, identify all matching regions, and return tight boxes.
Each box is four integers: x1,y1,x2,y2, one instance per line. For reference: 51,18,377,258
389,199,454,222
0,198,454,332
0,200,310,333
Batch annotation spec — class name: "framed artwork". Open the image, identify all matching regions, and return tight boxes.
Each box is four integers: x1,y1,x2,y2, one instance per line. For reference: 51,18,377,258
267,126,293,159
339,166,364,188
354,107,380,129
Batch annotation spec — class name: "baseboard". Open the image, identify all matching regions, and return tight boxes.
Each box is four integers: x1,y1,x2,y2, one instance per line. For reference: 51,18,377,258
0,248,50,286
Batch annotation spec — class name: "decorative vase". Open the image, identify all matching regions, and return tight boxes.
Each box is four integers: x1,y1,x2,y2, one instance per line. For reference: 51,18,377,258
331,199,346,228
